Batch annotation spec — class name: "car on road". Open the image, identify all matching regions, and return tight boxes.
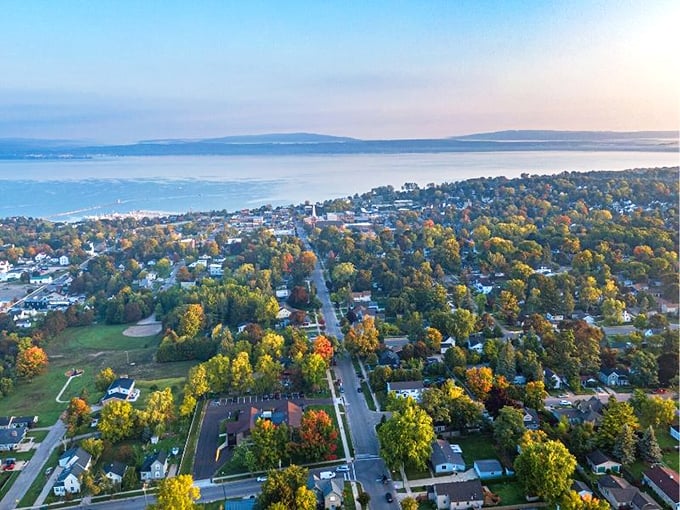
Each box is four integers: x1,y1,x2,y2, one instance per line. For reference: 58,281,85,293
559,399,571,406
385,492,394,503
256,476,267,482
319,471,336,479
336,465,350,472
357,387,363,392
44,467,53,476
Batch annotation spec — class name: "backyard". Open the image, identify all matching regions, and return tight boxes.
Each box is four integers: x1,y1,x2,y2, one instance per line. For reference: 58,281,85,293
1,324,194,425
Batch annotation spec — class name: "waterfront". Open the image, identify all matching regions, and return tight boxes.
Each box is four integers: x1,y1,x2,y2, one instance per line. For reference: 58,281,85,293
0,151,676,220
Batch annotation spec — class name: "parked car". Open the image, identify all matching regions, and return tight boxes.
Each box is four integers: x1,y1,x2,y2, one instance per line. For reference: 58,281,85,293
559,399,571,406
336,465,350,472
256,476,267,482
385,492,394,503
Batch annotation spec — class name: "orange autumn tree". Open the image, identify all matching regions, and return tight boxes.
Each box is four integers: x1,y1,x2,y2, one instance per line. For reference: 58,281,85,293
296,409,338,461
465,366,493,401
312,335,334,365
16,345,49,379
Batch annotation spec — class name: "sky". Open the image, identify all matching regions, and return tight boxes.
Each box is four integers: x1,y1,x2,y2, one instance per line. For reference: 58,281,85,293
1,1,678,142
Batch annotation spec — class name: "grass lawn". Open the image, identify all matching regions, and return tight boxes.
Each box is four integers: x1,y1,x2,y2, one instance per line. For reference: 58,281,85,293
486,479,526,506
360,381,376,411
656,427,679,472
343,482,357,510
27,429,50,442
404,465,431,481
2,324,194,425
455,434,499,468
0,471,20,501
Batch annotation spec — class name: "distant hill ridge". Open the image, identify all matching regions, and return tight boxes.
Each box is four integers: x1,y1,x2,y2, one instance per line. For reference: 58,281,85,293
0,130,676,158
139,132,358,145
452,130,678,141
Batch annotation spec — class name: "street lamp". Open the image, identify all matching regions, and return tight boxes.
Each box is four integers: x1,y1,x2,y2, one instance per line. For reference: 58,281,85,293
142,482,148,506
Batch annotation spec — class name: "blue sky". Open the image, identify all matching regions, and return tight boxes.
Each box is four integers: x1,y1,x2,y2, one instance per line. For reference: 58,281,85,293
1,1,678,142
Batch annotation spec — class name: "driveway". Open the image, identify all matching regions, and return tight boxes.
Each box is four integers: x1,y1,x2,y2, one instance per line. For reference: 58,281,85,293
1,419,66,509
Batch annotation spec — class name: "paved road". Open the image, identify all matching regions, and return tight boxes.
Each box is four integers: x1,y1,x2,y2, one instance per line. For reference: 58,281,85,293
301,227,398,510
2,419,66,509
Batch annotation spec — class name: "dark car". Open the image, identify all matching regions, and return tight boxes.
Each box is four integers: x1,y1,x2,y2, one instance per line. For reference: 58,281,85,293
385,492,394,503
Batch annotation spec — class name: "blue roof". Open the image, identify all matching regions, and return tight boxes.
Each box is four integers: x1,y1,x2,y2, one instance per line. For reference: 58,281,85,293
223,499,256,510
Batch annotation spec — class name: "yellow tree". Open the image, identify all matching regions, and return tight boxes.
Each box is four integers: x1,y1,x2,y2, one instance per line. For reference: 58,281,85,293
16,345,48,379
99,400,135,443
465,366,494,401
150,474,200,510
144,388,175,431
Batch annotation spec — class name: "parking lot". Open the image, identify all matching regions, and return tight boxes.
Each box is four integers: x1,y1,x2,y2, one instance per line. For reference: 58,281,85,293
194,393,331,480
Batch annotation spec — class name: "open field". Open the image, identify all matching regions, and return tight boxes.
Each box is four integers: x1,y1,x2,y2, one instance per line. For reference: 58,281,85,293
1,324,194,425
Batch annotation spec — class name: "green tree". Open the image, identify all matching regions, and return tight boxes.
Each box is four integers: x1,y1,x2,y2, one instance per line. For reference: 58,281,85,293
597,399,639,450
250,418,290,469
377,398,434,471
148,474,200,510
300,352,327,392
95,367,117,392
514,437,576,502
258,465,316,510
612,423,637,465
357,491,371,510
495,341,517,380
99,400,135,443
631,392,677,429
493,406,526,454
450,308,477,342
629,350,659,387
638,425,662,464
523,381,547,410
332,262,357,287
204,353,231,393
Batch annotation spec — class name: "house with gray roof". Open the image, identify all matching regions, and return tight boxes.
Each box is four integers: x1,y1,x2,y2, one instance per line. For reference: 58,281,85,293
387,380,424,402
473,459,503,480
597,475,660,510
141,450,168,481
430,480,484,509
53,448,92,496
430,439,466,474
0,427,25,451
642,465,679,510
586,449,621,475
308,474,343,510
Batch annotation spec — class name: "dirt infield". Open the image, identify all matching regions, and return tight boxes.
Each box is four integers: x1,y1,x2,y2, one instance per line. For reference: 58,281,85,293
122,323,162,337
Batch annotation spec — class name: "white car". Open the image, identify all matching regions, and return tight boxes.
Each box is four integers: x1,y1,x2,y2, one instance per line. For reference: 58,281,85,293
336,465,350,472
559,399,571,406
256,476,267,482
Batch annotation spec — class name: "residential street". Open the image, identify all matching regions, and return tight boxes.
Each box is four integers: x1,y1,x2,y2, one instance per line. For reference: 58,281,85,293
2,419,66,509
301,227,398,509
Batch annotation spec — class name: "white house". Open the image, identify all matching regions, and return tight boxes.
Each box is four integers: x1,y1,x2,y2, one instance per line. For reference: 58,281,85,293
103,461,127,485
440,337,456,355
30,274,53,285
208,263,224,277
430,439,466,473
141,451,168,480
59,255,69,266
387,381,424,402
0,261,11,273
101,377,140,404
53,448,91,496
430,480,484,510
598,368,629,387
